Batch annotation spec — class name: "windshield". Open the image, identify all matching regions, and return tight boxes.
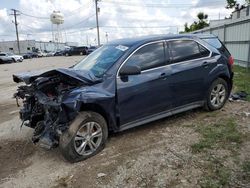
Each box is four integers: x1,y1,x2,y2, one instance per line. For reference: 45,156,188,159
73,45,128,77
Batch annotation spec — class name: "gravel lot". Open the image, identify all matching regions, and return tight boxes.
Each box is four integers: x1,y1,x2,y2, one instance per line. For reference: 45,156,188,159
0,57,249,188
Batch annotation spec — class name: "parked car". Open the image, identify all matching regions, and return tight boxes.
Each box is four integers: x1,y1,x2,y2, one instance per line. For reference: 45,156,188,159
37,51,47,57
46,51,56,57
13,34,234,162
23,52,38,59
54,50,65,56
0,56,13,64
65,46,88,56
87,46,98,54
0,52,23,62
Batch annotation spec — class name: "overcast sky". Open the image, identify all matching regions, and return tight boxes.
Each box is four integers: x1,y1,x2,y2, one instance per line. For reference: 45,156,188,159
0,0,246,46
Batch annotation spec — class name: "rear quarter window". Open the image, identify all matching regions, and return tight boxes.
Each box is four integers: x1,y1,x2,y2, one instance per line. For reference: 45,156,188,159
203,38,222,49
169,40,210,63
202,37,231,57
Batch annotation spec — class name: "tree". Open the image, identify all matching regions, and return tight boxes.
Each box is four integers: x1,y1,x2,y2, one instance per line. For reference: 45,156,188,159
226,0,237,9
181,12,209,33
226,0,250,9
197,12,208,20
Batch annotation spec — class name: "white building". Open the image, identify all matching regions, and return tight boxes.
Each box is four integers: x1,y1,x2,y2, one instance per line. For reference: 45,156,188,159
0,40,78,54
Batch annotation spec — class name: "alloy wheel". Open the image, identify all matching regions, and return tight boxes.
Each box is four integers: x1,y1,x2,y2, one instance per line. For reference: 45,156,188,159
210,83,226,108
74,122,103,156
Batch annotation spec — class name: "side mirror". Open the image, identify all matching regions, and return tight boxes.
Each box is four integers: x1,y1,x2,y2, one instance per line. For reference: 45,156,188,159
119,65,141,76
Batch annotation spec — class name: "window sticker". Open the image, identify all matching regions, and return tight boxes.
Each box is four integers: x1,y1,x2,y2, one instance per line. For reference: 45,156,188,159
116,45,129,51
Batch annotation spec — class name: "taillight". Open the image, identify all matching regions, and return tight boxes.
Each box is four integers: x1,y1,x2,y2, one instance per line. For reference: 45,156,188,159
229,56,234,67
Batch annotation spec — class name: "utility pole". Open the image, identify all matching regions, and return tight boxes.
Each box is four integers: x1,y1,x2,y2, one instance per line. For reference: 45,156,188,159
10,9,21,54
94,0,100,46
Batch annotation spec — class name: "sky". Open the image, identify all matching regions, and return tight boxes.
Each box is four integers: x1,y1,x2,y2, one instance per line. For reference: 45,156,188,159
0,0,246,46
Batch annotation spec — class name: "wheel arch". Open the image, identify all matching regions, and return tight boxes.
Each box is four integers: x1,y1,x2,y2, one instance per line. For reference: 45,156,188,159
80,103,110,129
218,74,232,91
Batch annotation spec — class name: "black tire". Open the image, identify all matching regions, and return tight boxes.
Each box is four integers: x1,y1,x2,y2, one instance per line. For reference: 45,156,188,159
59,111,108,163
12,58,16,63
205,78,229,111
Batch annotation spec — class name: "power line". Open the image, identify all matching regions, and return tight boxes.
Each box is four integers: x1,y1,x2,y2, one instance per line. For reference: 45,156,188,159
64,14,95,30
100,25,178,28
101,0,226,8
64,1,94,18
19,11,49,19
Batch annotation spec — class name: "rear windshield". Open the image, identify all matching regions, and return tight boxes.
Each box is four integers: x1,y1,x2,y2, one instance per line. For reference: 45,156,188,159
202,37,230,57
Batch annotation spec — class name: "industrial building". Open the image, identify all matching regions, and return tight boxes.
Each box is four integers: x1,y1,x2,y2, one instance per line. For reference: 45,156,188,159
0,40,78,54
193,5,250,67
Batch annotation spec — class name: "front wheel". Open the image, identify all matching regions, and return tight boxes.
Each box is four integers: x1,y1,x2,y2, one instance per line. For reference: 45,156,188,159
59,111,108,163
205,78,229,111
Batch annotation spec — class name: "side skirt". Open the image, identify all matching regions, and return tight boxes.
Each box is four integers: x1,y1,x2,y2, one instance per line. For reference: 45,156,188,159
118,101,204,132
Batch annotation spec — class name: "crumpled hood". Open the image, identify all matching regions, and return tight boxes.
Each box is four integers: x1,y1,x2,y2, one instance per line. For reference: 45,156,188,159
13,68,101,85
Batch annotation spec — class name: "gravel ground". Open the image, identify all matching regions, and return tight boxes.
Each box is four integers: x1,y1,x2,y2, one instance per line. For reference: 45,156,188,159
0,56,249,188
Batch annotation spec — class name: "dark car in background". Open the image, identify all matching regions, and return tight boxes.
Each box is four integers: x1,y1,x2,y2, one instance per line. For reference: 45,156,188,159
87,46,98,54
13,34,234,162
23,52,39,59
54,50,65,56
65,46,88,56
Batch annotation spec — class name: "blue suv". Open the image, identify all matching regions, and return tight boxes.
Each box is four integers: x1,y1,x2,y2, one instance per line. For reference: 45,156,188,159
13,34,234,162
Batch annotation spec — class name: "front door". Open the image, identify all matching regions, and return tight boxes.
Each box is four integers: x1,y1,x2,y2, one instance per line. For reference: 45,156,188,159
116,41,173,127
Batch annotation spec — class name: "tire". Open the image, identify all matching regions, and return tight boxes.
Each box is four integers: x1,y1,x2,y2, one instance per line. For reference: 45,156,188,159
80,52,83,55
65,53,69,56
59,111,108,163
205,78,229,111
12,58,16,63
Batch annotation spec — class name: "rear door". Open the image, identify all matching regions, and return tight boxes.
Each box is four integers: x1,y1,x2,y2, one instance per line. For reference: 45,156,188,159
117,41,173,126
168,39,216,107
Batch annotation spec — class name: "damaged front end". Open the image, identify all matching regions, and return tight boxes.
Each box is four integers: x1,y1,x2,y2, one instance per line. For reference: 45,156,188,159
13,68,93,149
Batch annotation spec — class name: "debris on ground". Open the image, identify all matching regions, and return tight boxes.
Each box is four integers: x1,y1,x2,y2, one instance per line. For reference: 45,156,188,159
97,173,107,178
229,91,249,101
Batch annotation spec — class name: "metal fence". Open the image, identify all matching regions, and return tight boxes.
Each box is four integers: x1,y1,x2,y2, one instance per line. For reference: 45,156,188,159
193,17,250,68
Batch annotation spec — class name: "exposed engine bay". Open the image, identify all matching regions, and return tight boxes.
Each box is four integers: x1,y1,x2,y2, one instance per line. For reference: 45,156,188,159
13,69,90,149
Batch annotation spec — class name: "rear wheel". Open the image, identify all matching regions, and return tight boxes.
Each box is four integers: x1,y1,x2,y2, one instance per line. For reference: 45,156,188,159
59,111,108,163
205,78,229,111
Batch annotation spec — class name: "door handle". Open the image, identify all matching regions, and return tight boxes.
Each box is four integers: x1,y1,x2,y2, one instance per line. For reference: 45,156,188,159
159,73,167,79
202,61,210,68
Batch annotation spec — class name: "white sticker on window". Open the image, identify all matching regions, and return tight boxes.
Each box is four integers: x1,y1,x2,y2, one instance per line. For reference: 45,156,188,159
116,45,129,51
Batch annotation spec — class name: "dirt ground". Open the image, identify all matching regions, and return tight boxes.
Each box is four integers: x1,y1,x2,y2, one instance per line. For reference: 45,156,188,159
0,57,249,188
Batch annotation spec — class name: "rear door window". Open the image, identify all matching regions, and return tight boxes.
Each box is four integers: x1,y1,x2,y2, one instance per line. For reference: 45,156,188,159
125,42,167,71
169,40,210,63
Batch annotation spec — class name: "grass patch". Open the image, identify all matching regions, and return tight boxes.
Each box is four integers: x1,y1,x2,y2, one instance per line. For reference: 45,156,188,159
242,160,250,182
192,118,243,187
233,65,250,101
200,165,231,188
191,118,242,153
